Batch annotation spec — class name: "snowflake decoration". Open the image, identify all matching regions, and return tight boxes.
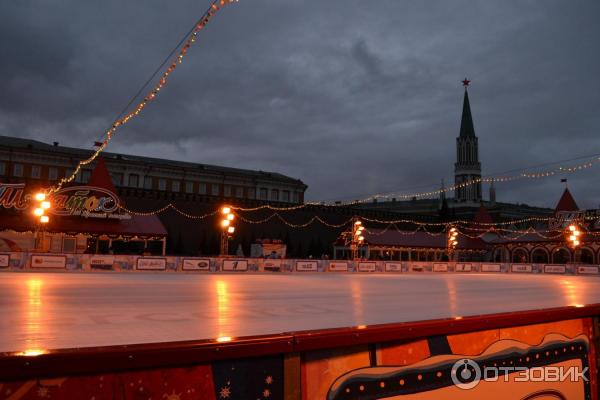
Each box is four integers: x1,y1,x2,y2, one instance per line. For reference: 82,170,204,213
219,386,231,398
265,376,273,385
263,388,271,398
162,390,182,400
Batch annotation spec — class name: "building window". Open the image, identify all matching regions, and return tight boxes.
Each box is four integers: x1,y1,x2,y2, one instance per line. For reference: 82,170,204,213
48,167,58,180
129,174,139,188
111,173,123,186
282,190,290,202
198,183,207,194
235,187,244,198
247,188,255,199
65,168,74,180
259,188,268,200
185,181,194,193
224,185,231,197
293,192,300,203
144,176,153,189
13,163,23,177
271,189,279,201
31,165,41,179
211,184,220,196
158,179,167,191
62,237,76,253
172,181,180,192
0,162,5,176
82,170,92,183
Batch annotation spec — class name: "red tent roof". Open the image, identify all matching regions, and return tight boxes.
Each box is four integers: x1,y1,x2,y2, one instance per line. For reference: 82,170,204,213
555,188,579,213
88,157,117,194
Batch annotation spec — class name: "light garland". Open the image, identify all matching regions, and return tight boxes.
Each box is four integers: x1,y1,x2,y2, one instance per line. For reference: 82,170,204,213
49,0,238,194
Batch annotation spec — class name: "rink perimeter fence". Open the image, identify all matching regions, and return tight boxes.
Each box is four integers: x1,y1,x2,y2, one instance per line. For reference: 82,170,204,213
1,252,600,275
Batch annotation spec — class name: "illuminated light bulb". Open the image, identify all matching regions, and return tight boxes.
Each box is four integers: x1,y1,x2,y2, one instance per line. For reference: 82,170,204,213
34,193,45,201
570,235,576,241
40,215,49,224
573,240,580,246
216,336,232,343
574,230,580,236
354,220,362,225
221,220,230,227
222,207,231,214
41,201,51,209
33,208,44,216
358,236,365,241
227,214,234,221
569,225,576,231
453,241,458,245
227,226,235,234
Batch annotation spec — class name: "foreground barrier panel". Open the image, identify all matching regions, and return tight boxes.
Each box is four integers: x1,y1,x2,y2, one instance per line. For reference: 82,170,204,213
0,306,599,399
1,251,600,276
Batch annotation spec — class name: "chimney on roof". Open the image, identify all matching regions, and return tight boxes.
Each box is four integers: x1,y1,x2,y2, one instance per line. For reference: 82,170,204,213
53,141,59,147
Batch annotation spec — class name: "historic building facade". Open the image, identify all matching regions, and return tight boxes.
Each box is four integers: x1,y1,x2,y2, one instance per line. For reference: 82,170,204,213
0,136,307,205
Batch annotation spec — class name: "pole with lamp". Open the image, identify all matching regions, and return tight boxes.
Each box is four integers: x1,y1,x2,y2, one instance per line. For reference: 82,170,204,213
219,206,235,256
32,192,51,250
567,223,582,263
447,226,458,262
350,218,365,260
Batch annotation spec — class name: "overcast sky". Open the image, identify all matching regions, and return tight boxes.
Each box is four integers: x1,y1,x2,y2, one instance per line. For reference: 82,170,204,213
1,1,599,208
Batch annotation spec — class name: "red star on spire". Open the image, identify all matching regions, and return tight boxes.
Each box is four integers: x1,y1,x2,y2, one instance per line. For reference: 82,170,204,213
462,78,471,87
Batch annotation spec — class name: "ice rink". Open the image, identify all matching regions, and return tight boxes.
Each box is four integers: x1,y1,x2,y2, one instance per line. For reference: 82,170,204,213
1,272,599,354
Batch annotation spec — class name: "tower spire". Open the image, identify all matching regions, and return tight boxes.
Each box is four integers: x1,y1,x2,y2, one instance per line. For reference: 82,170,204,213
459,79,476,137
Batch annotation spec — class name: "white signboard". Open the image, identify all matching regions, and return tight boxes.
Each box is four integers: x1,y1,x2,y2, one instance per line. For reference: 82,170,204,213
358,262,377,272
263,260,282,272
90,255,114,269
455,263,472,272
481,263,501,272
182,258,210,271
222,260,248,271
544,264,566,274
410,262,429,272
0,254,8,268
329,262,348,272
433,263,448,272
578,266,599,275
31,255,66,269
511,264,533,273
136,257,166,270
384,262,403,272
296,261,318,272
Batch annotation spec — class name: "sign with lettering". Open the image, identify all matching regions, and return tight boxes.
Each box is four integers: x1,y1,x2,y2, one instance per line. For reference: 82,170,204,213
455,263,472,272
31,255,66,269
182,258,210,271
578,266,599,275
433,263,448,272
511,264,533,273
0,183,130,219
263,260,282,272
0,254,9,268
329,262,348,272
296,261,318,272
136,258,166,270
544,264,566,274
90,255,115,270
358,262,376,272
481,263,501,272
384,262,403,272
222,260,248,271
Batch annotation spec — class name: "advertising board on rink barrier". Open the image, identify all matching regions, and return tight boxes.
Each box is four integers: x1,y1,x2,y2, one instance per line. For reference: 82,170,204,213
328,262,348,272
511,263,533,273
0,254,9,268
358,262,377,272
295,260,318,272
384,262,403,272
136,257,166,270
30,254,67,269
222,259,248,271
181,258,211,271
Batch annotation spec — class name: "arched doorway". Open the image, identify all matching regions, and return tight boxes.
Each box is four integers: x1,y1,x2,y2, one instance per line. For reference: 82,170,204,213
492,248,508,262
580,248,595,264
552,248,571,264
512,248,529,263
531,247,549,264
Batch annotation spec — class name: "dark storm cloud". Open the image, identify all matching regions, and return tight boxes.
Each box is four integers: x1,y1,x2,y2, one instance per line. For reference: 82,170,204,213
1,0,599,208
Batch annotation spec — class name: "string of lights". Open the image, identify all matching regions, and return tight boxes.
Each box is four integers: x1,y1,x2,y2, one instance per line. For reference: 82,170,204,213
49,0,238,194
